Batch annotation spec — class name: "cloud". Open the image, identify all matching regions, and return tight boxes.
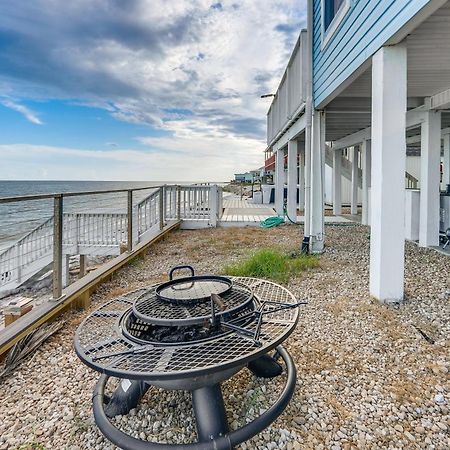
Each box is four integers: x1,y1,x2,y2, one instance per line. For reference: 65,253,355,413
0,141,263,181
0,0,307,177
0,98,43,124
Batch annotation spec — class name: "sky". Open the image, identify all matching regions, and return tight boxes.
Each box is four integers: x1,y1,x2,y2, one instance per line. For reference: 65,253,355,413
0,0,306,182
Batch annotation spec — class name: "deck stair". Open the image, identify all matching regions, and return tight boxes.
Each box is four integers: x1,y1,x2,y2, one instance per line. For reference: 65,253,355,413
0,190,160,294
325,146,418,189
0,185,222,295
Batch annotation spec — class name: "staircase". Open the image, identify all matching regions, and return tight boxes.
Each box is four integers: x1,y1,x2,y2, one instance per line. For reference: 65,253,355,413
0,185,222,295
0,190,161,295
325,146,419,189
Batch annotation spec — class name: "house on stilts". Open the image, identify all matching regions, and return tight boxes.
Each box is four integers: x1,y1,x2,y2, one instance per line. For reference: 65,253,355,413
267,0,450,302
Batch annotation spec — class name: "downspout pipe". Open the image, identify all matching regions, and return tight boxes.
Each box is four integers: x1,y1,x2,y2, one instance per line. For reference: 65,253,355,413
301,0,314,254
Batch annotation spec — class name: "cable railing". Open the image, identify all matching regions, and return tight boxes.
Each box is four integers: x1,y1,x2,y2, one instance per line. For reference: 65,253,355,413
0,184,223,300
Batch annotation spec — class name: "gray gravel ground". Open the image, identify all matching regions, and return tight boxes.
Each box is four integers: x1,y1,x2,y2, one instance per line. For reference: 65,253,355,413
0,224,448,450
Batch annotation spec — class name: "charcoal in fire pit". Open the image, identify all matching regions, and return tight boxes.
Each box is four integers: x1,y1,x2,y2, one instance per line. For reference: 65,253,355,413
143,323,223,344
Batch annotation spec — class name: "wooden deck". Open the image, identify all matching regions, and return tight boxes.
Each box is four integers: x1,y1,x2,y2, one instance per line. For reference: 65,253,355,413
220,195,356,226
221,196,276,225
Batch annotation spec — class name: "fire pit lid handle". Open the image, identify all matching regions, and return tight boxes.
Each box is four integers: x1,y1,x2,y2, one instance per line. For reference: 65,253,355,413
169,265,195,280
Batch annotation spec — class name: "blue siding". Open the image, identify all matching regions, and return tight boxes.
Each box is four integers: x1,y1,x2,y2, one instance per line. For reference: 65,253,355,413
313,0,433,107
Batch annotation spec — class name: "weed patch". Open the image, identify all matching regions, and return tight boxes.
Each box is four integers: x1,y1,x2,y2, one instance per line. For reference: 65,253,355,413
223,248,319,283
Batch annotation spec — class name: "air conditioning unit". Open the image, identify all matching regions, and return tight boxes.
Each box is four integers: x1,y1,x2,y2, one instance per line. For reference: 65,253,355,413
440,195,450,232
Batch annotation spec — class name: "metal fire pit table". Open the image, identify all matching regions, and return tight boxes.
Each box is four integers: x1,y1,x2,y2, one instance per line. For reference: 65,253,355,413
74,276,301,450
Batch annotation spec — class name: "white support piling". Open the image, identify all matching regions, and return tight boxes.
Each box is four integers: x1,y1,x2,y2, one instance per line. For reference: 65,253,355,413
287,140,298,223
351,146,359,215
209,185,219,227
275,149,285,215
369,44,407,302
443,133,450,188
299,147,305,210
309,111,325,253
361,139,372,225
419,110,442,247
332,149,342,216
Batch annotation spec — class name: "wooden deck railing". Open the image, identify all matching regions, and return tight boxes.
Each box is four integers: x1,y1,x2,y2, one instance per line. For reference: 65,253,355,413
0,184,223,297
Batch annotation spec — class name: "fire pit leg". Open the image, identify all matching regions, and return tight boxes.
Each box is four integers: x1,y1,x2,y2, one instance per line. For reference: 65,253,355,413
192,384,232,449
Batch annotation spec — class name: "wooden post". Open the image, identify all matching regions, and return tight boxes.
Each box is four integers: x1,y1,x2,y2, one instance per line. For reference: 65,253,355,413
52,194,63,299
79,254,87,278
127,190,133,252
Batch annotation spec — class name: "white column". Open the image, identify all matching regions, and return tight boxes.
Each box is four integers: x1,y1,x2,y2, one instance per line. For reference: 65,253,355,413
443,133,450,188
304,128,312,238
275,148,284,215
299,147,305,210
351,146,359,215
361,139,372,225
419,110,442,247
287,140,298,222
370,44,407,302
332,149,342,215
310,111,325,253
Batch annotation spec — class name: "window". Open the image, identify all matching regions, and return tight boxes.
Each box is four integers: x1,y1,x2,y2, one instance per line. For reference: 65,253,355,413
321,0,350,49
324,0,346,30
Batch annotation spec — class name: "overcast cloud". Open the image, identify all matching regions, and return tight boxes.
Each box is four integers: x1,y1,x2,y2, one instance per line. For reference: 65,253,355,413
0,0,306,180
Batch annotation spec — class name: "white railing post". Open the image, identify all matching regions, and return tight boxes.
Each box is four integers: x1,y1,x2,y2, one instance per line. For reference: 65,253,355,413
132,204,139,245
176,185,181,220
16,244,21,284
75,214,80,254
209,185,219,227
217,186,223,219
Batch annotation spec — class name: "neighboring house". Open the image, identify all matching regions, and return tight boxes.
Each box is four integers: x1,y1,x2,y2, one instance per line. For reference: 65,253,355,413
234,170,261,183
267,0,450,302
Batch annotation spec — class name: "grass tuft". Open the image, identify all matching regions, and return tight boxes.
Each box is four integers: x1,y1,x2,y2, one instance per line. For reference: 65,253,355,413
223,248,319,284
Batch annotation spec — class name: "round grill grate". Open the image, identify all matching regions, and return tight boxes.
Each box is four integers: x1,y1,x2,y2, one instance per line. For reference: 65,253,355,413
133,281,254,326
157,278,231,305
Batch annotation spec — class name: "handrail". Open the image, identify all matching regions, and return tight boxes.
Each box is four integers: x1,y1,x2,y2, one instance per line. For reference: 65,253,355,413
267,30,307,144
0,216,53,255
405,172,419,189
137,189,161,238
0,184,223,295
0,183,229,204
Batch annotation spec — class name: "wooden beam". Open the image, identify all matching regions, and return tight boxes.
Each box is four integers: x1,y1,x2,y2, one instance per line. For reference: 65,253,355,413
0,221,181,358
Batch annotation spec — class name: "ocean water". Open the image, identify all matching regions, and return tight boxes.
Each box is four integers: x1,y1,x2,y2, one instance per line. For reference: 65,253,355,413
0,180,176,250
